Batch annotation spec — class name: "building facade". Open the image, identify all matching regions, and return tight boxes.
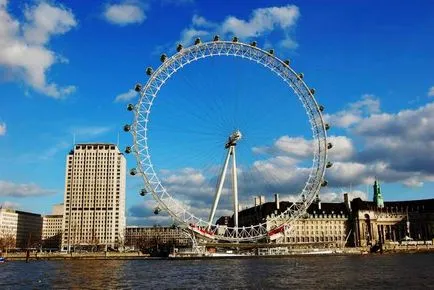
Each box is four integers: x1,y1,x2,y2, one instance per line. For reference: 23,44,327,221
220,182,434,248
42,204,64,249
62,143,126,251
0,208,42,249
125,226,191,250
231,194,351,248
350,198,434,247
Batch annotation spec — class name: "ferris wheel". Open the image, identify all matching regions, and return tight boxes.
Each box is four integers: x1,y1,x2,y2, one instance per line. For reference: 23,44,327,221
124,36,332,242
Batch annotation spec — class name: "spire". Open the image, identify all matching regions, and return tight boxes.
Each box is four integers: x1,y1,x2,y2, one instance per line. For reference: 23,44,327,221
373,178,384,208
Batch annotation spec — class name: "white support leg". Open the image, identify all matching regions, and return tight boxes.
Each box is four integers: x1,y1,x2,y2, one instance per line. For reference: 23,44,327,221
208,148,231,227
231,146,239,230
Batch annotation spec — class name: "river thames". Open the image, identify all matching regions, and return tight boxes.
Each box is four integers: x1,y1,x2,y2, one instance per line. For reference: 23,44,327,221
0,253,433,289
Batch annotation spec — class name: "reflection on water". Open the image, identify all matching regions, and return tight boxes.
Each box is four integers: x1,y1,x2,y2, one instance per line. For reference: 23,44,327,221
0,253,433,289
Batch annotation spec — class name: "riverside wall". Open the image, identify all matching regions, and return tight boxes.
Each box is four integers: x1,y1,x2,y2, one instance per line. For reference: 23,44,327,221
2,245,434,261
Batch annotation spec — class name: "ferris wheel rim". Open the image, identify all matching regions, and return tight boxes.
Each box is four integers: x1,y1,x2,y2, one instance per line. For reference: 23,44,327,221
130,40,329,242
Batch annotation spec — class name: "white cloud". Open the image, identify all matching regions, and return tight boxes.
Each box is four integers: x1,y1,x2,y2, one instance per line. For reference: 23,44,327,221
327,136,356,162
103,3,146,26
428,86,434,97
324,94,380,129
354,102,434,141
253,136,311,158
179,5,300,49
114,89,137,102
0,1,77,98
0,180,56,197
220,5,299,38
403,177,424,188
320,190,368,203
253,135,355,162
23,2,77,45
0,200,20,209
0,122,6,136
73,126,111,137
180,27,209,46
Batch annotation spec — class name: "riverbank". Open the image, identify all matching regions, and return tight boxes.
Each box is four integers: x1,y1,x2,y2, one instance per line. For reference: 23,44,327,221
2,245,434,261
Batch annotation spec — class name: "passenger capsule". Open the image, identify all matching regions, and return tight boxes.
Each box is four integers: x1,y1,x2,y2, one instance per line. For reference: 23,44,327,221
268,49,274,55
127,104,135,111
146,67,153,76
125,146,132,154
134,83,142,92
176,44,183,52
194,38,201,45
154,207,160,215
327,142,333,150
213,35,220,41
140,188,147,196
123,124,131,132
325,123,330,130
160,53,167,63
298,73,304,79
310,88,316,95
284,60,290,66
326,161,333,168
250,41,257,47
321,180,328,187
232,36,238,42
130,168,137,176
319,105,325,112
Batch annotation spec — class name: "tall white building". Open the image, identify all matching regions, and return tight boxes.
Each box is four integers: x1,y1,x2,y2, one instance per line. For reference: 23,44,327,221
61,143,126,251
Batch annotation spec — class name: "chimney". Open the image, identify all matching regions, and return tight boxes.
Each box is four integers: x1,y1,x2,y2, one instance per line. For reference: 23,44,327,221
254,196,259,207
274,193,280,210
260,195,265,205
344,193,351,211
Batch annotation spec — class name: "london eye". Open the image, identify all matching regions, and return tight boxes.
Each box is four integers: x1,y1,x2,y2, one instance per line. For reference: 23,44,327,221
124,37,332,242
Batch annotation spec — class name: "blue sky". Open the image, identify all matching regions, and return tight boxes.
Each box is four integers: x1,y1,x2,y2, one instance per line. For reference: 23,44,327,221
0,0,434,225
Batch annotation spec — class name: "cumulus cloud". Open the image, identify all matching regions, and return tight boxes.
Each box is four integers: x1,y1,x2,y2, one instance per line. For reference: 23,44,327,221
114,89,137,102
0,1,77,98
179,5,300,49
253,136,311,158
324,94,380,129
252,135,355,162
103,2,146,26
0,122,6,136
0,180,56,197
428,86,434,97
324,97,434,188
353,102,434,177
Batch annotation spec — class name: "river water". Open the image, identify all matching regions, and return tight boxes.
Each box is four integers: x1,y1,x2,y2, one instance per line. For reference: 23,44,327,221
0,253,433,289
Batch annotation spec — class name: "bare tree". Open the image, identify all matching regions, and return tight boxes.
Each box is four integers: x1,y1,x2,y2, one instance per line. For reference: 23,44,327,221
0,226,16,254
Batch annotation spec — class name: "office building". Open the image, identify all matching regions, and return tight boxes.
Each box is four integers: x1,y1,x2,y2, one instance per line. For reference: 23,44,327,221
0,208,42,249
125,226,191,250
42,204,64,249
61,143,126,251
